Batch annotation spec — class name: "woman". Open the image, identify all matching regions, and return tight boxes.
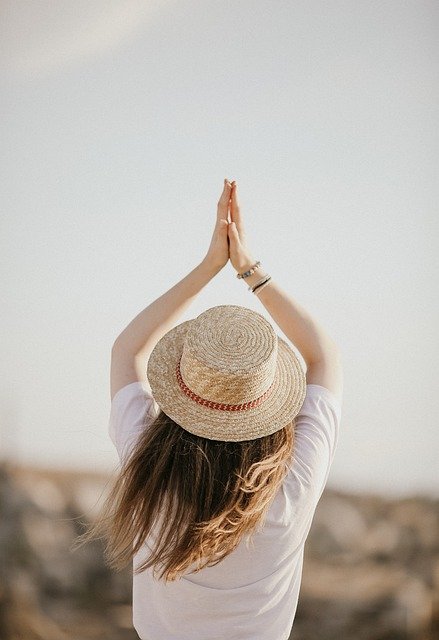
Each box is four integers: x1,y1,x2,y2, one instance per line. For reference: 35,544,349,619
74,179,343,640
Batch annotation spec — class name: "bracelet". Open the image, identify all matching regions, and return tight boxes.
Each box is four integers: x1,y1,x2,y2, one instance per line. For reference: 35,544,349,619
252,275,272,294
253,278,272,296
236,261,261,279
248,274,270,291
253,277,272,295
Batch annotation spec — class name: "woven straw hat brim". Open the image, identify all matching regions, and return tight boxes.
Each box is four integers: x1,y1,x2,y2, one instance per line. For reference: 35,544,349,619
146,319,307,442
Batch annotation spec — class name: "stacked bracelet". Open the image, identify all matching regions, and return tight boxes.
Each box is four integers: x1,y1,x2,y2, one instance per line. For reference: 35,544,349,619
236,260,272,295
236,261,261,279
252,275,272,295
248,274,269,291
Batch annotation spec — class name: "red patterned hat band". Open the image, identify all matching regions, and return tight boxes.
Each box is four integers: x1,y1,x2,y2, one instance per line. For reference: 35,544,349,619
176,357,275,412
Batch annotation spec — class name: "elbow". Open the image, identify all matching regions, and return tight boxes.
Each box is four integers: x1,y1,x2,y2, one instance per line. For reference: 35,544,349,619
111,336,125,354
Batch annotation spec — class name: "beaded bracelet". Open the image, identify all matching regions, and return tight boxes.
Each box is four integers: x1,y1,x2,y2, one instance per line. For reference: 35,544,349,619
252,276,272,294
236,260,261,279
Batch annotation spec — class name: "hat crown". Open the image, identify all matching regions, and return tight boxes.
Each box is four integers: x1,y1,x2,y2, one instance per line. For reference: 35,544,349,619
180,305,278,404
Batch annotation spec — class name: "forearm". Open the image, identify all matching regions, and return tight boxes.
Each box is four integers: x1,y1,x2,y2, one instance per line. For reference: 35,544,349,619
112,259,221,355
240,265,339,366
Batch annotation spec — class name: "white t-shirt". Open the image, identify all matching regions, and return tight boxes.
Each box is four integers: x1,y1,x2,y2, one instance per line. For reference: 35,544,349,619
108,381,342,640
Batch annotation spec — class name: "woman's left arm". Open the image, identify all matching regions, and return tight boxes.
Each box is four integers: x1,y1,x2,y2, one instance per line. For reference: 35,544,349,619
110,179,232,399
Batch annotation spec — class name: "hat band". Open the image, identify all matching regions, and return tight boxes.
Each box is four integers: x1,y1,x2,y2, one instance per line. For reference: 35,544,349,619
176,358,275,411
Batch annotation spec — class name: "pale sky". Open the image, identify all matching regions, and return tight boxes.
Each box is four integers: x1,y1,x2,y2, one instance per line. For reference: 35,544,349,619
1,0,438,498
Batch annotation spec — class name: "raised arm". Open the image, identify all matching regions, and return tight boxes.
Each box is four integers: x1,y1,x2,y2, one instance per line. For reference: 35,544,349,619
110,180,233,401
227,182,343,400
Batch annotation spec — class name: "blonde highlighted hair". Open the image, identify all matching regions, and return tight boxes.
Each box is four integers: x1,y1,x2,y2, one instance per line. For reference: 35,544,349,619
72,408,296,583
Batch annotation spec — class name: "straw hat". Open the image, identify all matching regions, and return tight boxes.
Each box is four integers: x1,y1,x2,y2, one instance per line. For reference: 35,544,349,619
146,304,306,442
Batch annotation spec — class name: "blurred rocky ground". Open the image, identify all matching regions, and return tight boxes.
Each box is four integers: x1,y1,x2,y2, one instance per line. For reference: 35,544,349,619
0,461,438,640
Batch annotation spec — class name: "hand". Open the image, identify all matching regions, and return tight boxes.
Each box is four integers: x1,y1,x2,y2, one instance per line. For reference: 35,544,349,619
227,181,256,272
202,178,232,271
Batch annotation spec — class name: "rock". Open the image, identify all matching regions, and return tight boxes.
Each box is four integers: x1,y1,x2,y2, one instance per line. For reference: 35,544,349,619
308,494,369,560
12,475,67,514
361,518,402,559
1,462,438,640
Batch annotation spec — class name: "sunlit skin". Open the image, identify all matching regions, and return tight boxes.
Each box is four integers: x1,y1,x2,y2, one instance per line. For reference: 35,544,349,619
110,178,245,400
203,178,234,271
204,177,254,273
110,178,342,401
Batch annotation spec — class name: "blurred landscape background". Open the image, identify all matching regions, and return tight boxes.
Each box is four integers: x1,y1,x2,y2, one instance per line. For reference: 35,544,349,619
1,1,438,638
1,462,438,639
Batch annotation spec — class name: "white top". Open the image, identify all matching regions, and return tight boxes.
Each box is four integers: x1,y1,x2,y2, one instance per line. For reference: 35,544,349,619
108,380,342,640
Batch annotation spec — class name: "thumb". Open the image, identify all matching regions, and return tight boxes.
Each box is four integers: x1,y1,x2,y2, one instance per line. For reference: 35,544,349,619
227,222,240,242
228,221,239,240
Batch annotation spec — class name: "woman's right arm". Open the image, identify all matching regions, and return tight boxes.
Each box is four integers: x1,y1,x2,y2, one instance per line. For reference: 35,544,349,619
227,182,343,400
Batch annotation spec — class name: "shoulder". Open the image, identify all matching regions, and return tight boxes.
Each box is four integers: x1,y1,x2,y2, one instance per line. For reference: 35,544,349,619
108,381,160,462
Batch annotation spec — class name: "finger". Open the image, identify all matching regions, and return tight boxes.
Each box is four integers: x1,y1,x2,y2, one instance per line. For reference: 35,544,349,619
217,178,232,220
218,178,232,205
230,182,244,235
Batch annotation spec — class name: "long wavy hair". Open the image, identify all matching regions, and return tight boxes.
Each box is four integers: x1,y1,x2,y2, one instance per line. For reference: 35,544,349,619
72,406,296,583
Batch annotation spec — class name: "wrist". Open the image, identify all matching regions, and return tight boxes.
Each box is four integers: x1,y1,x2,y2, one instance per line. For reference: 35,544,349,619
198,258,224,278
235,257,257,274
241,267,270,290
235,259,268,288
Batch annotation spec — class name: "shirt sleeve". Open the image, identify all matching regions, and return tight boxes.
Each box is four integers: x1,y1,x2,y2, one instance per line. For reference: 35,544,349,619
283,384,342,537
292,383,341,482
108,380,161,464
